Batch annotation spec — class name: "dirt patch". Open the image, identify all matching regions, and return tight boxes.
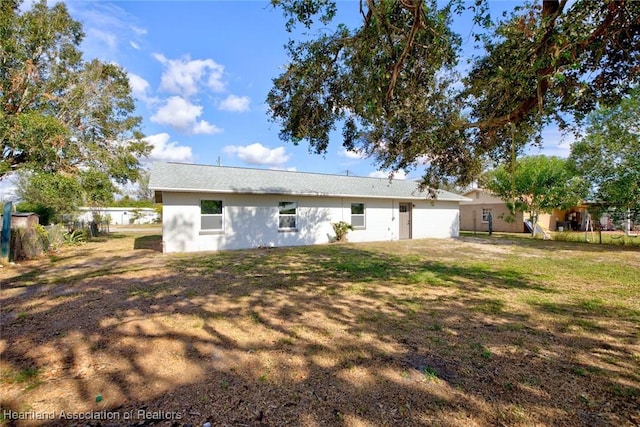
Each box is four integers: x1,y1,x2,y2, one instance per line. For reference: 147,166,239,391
1,234,639,426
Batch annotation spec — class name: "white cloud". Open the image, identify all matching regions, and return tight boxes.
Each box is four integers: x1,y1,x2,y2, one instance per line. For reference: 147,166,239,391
87,28,117,50
223,143,291,167
154,53,226,97
128,73,154,103
192,121,220,135
527,126,578,158
66,2,146,60
144,133,193,163
219,95,250,112
151,96,222,135
131,26,147,36
368,169,407,180
339,149,367,160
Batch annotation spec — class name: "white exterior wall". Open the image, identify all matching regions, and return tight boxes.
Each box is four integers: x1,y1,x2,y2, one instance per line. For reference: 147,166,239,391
161,192,460,253
411,200,461,239
77,207,159,225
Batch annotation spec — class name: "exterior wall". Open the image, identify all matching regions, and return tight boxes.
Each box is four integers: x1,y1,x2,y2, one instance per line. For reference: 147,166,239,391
459,203,525,233
161,192,461,253
77,207,159,225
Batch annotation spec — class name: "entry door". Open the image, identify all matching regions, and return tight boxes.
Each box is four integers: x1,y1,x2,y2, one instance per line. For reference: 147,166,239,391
399,203,412,239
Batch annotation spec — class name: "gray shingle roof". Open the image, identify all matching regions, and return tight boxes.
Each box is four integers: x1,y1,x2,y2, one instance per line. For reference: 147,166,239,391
149,162,470,201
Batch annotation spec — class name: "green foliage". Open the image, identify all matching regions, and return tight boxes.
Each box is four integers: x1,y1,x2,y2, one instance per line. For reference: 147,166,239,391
269,1,640,187
569,89,640,213
331,221,354,242
108,196,155,208
15,171,83,222
1,0,150,183
63,229,87,245
15,201,54,225
482,155,588,235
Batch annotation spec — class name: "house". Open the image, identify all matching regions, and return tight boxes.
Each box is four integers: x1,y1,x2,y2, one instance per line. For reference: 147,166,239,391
459,188,527,233
460,188,604,233
149,162,471,253
77,207,159,225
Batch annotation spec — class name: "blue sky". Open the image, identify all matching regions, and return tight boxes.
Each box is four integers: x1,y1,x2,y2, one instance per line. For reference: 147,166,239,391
1,1,573,200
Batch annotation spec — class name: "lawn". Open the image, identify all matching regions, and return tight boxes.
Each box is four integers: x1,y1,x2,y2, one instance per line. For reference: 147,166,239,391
1,233,639,426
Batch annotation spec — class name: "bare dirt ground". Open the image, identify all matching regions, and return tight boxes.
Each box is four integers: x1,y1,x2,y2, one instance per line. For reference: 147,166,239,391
1,233,639,426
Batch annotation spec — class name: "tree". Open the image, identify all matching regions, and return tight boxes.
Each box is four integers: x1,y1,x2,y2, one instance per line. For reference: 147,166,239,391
481,155,587,237
134,170,154,202
268,0,640,188
1,1,150,187
569,89,640,234
14,171,84,223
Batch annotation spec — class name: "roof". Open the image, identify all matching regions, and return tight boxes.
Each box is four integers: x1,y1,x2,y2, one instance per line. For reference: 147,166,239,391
149,162,470,202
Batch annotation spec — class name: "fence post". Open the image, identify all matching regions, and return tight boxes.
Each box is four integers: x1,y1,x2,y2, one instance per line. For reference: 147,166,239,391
1,202,12,262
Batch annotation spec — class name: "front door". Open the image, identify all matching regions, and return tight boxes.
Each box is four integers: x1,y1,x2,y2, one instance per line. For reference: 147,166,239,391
399,203,412,239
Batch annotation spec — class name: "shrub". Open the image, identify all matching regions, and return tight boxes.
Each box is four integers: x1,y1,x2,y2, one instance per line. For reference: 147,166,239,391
332,221,354,242
10,226,48,260
46,224,66,250
64,229,87,245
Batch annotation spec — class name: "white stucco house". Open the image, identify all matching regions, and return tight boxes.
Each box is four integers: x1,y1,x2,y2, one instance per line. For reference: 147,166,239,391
149,162,470,253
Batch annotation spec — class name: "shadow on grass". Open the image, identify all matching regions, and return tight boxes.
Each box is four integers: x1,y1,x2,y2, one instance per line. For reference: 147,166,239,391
133,234,162,252
1,243,638,426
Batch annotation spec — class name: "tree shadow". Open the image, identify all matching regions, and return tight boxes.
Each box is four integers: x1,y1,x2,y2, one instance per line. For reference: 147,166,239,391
1,240,638,426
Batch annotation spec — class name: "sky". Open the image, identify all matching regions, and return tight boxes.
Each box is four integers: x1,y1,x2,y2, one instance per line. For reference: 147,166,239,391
1,0,574,200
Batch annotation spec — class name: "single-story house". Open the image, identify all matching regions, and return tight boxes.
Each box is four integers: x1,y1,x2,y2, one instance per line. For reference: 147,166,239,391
459,188,527,233
460,188,609,233
149,162,471,253
77,207,159,225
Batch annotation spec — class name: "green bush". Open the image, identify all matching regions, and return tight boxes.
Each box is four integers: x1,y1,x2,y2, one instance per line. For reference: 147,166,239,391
332,221,354,242
64,229,87,245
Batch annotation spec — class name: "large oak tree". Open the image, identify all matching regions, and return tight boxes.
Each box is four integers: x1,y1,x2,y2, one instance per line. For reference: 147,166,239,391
1,0,150,205
268,0,640,188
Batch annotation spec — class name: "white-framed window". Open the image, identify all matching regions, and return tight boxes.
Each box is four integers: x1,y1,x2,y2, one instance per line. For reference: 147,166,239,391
351,203,365,229
482,208,492,223
201,200,223,231
278,201,297,230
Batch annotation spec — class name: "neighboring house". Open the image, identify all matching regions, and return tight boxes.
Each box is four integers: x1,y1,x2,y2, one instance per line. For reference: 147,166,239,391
77,207,159,225
460,188,526,233
460,188,606,232
149,162,471,253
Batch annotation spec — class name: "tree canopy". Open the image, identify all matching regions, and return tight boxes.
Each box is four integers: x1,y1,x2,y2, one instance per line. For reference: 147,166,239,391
0,0,150,184
268,0,640,188
481,155,587,234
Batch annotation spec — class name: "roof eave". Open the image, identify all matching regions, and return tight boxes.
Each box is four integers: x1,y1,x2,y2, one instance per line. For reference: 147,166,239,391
150,186,468,201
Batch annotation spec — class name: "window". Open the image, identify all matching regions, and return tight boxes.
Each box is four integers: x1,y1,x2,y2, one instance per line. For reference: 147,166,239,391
201,200,223,231
351,203,365,228
278,201,297,230
482,208,492,223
